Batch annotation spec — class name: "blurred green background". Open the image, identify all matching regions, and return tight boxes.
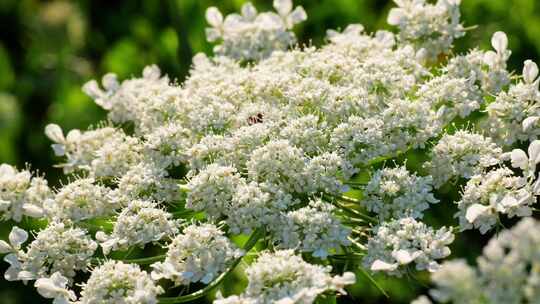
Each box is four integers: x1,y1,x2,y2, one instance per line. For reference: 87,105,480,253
0,0,539,303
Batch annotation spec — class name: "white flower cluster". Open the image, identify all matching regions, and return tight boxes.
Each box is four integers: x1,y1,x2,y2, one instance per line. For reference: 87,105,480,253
151,223,243,285
113,162,179,204
0,164,50,222
272,198,351,259
45,124,142,177
425,130,503,187
2,223,97,282
455,165,536,234
186,164,242,219
215,250,356,304
445,33,511,94
96,200,181,254
418,75,482,122
43,178,117,223
387,0,464,61
205,0,306,61
428,260,481,304
361,166,439,220
363,217,454,276
331,100,440,166
485,60,540,145
81,65,175,133
456,169,526,234
185,160,350,255
78,261,163,304
426,218,540,304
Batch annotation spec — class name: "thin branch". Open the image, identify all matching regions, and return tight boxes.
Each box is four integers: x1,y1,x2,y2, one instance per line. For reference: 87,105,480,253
157,228,265,304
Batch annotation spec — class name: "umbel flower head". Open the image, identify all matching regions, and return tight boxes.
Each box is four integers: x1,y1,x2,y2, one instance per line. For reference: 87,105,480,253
363,217,454,276
2,223,97,282
205,0,306,61
151,223,243,286
425,218,540,304
78,261,163,304
96,200,181,254
215,250,356,304
0,164,50,222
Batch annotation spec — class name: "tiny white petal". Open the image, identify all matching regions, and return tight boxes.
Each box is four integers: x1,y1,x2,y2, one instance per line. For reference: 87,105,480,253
529,140,540,165
523,116,540,132
288,6,307,25
273,0,293,16
205,7,223,28
81,80,102,99
500,195,518,207
387,8,405,25
101,73,119,91
510,149,528,169
44,124,65,143
491,31,508,54
392,249,414,265
65,129,81,142
533,178,540,195
0,240,11,254
465,204,489,223
523,60,539,84
371,260,398,271
9,227,28,248
22,204,44,218
241,2,257,20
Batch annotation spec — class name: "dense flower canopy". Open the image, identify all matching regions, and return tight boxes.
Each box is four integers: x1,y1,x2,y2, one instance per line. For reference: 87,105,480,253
1,0,540,303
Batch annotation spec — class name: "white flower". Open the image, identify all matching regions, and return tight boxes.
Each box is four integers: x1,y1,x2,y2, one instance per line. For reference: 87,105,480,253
491,31,508,55
0,226,28,255
485,60,540,145
151,223,243,286
418,75,482,121
82,65,174,132
272,199,351,258
0,164,50,222
204,1,306,61
523,60,539,84
97,200,180,255
4,222,97,282
424,130,502,187
429,218,540,304
216,250,355,304
186,164,243,219
44,178,117,222
362,166,439,220
387,0,465,61
35,272,77,304
363,218,454,276
429,260,482,303
456,168,534,234
114,162,179,203
446,48,510,94
247,140,307,194
78,261,163,304
506,139,540,178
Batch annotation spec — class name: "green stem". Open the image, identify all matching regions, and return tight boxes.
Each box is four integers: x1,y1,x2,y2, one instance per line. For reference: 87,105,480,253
157,228,265,304
91,254,166,266
359,267,389,298
123,254,166,265
325,195,377,223
178,184,190,192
